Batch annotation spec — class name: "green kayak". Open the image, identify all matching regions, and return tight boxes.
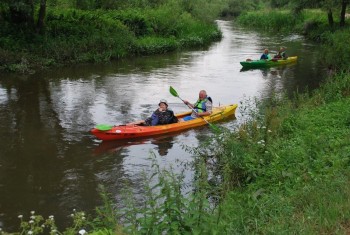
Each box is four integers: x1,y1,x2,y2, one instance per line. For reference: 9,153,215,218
240,56,298,68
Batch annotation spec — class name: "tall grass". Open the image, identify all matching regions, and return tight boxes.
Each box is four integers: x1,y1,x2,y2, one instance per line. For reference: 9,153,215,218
237,10,303,32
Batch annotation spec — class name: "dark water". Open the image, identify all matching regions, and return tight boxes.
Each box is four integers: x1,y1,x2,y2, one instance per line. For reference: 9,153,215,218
0,21,325,231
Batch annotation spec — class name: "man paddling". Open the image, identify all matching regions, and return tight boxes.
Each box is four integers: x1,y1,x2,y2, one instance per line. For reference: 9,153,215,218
273,46,288,60
182,90,212,121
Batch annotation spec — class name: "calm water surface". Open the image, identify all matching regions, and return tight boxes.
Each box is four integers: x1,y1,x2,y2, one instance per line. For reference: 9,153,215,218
0,21,325,231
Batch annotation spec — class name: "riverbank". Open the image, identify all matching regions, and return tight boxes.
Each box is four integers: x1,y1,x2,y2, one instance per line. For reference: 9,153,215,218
211,72,350,233
0,7,221,74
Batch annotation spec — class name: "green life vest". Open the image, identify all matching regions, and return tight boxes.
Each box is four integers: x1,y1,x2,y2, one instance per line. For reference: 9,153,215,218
194,98,209,113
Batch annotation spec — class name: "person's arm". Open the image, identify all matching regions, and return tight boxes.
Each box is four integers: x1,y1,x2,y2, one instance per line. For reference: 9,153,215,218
183,100,194,108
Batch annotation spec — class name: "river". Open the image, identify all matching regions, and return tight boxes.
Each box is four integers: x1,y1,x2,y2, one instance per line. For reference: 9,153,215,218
0,20,326,231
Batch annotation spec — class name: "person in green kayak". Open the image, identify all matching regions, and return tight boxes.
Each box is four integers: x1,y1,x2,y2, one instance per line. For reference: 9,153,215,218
273,46,288,60
128,99,178,126
260,49,271,60
181,90,212,121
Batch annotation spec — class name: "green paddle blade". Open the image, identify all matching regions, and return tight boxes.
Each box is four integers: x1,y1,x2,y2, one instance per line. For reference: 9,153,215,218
95,124,113,131
169,86,179,97
208,122,221,133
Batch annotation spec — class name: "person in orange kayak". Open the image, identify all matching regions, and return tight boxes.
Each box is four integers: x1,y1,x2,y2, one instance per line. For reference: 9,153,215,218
260,48,271,60
182,90,212,121
128,99,178,126
273,46,288,59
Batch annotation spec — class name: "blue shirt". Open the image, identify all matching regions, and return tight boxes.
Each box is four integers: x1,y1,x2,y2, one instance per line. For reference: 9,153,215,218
260,53,270,60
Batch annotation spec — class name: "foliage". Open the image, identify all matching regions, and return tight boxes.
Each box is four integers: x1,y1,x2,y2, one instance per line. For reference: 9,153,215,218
0,1,222,73
321,30,350,72
237,10,303,32
220,0,262,18
199,72,350,233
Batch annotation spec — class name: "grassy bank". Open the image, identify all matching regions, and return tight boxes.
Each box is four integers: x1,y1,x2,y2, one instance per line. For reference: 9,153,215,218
0,5,222,73
210,72,350,233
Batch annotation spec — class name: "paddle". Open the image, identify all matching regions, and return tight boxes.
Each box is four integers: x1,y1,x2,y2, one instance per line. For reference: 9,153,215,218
169,86,220,132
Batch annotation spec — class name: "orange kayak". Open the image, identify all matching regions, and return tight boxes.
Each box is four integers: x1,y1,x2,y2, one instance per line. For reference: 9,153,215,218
91,104,238,141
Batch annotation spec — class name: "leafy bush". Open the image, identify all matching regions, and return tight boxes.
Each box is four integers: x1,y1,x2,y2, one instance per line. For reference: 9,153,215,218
322,30,350,72
237,10,302,32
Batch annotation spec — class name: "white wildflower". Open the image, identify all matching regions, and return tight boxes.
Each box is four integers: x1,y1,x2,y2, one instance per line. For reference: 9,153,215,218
29,220,34,224
30,211,35,215
82,217,86,220
28,231,33,234
18,215,23,219
30,215,35,220
79,229,87,235
70,214,74,217
268,129,272,133
49,215,54,220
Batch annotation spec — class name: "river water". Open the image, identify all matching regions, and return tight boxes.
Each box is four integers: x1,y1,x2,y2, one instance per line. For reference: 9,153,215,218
0,20,325,231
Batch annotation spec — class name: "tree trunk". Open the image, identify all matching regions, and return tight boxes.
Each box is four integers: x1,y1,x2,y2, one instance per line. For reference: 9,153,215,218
327,8,334,28
36,0,46,33
340,0,348,27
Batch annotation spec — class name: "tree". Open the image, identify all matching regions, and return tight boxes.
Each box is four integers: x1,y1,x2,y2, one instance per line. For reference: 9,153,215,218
36,0,46,33
340,0,349,27
328,8,334,28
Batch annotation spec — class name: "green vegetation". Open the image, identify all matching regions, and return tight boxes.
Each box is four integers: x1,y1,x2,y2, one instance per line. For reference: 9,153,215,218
0,0,224,73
